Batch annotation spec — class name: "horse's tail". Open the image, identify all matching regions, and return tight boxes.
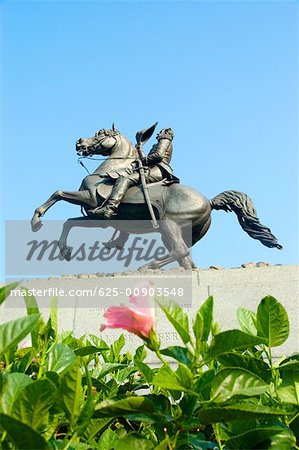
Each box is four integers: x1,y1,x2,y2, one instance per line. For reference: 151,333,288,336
210,190,282,249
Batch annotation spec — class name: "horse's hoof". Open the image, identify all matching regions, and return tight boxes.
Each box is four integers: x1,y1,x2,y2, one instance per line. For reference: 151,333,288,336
138,264,149,272
86,209,96,219
103,241,124,250
60,246,72,261
103,241,115,250
31,217,43,232
138,264,156,272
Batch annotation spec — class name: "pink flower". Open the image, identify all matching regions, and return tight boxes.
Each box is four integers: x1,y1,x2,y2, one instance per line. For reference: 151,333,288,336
100,281,155,339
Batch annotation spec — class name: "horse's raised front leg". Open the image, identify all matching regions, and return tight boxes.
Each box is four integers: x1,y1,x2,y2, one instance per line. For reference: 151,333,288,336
140,220,193,270
31,189,96,232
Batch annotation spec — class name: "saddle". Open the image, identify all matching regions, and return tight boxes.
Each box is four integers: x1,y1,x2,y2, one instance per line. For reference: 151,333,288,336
96,178,178,215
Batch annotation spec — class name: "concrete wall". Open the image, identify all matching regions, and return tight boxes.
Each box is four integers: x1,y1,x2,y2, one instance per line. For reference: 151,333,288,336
1,265,298,361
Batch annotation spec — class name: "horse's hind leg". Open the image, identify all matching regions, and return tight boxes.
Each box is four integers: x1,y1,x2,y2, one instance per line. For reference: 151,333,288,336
191,217,211,246
58,216,109,260
31,190,95,232
58,217,88,260
140,220,193,270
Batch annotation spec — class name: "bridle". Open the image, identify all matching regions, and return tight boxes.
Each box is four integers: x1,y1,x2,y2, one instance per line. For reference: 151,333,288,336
77,151,137,175
77,132,138,174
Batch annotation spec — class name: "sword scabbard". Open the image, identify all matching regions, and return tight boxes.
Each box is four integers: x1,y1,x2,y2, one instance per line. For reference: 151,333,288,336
135,144,159,229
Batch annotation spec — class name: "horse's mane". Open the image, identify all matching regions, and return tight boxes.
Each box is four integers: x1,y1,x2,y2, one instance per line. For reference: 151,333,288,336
98,128,119,137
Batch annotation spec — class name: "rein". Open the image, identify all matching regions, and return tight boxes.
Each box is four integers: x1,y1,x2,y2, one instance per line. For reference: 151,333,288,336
78,155,136,161
77,155,136,175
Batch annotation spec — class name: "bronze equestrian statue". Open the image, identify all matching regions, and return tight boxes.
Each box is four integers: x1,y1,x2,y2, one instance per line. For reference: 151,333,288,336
31,124,282,270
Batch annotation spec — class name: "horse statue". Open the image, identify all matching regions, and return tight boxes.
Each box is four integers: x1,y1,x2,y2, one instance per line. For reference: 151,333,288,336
31,124,282,270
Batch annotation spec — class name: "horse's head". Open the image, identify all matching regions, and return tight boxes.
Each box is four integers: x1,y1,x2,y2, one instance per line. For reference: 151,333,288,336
76,124,120,157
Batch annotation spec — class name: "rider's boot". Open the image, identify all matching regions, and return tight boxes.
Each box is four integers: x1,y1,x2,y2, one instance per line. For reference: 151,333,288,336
90,177,132,219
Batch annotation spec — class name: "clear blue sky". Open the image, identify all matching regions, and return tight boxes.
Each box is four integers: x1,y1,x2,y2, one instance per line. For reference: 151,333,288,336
1,0,298,278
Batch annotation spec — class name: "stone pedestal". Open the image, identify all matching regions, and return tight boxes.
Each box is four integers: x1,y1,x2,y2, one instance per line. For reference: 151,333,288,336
1,265,298,361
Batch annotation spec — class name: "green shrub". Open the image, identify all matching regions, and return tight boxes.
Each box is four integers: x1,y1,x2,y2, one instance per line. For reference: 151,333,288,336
0,284,298,449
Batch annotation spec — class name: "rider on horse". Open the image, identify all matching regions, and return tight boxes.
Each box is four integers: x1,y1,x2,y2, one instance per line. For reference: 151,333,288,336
31,122,282,268
90,127,179,219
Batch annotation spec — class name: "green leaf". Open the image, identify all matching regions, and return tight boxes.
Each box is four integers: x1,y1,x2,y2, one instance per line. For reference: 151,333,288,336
77,393,96,438
256,296,289,347
153,439,168,450
87,335,110,350
194,370,215,400
0,413,49,449
68,444,92,450
278,354,299,371
116,367,137,383
217,352,272,383
74,345,106,357
156,299,190,344
176,364,194,389
87,377,112,395
44,371,60,387
290,413,299,442
96,428,119,450
160,346,191,365
22,286,40,315
115,434,154,450
134,360,154,383
192,310,203,354
50,343,77,373
197,404,289,424
0,282,20,306
152,365,187,391
84,418,113,440
49,442,88,450
0,314,40,355
278,369,299,404
11,378,56,430
134,345,147,363
206,329,266,360
225,425,296,449
199,296,213,342
93,363,126,379
237,307,257,335
147,394,171,416
110,334,125,359
94,396,155,418
15,348,35,373
210,368,268,402
76,362,97,436
59,360,83,427
268,428,297,449
0,372,33,414
183,434,216,449
50,296,58,338
21,287,43,348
